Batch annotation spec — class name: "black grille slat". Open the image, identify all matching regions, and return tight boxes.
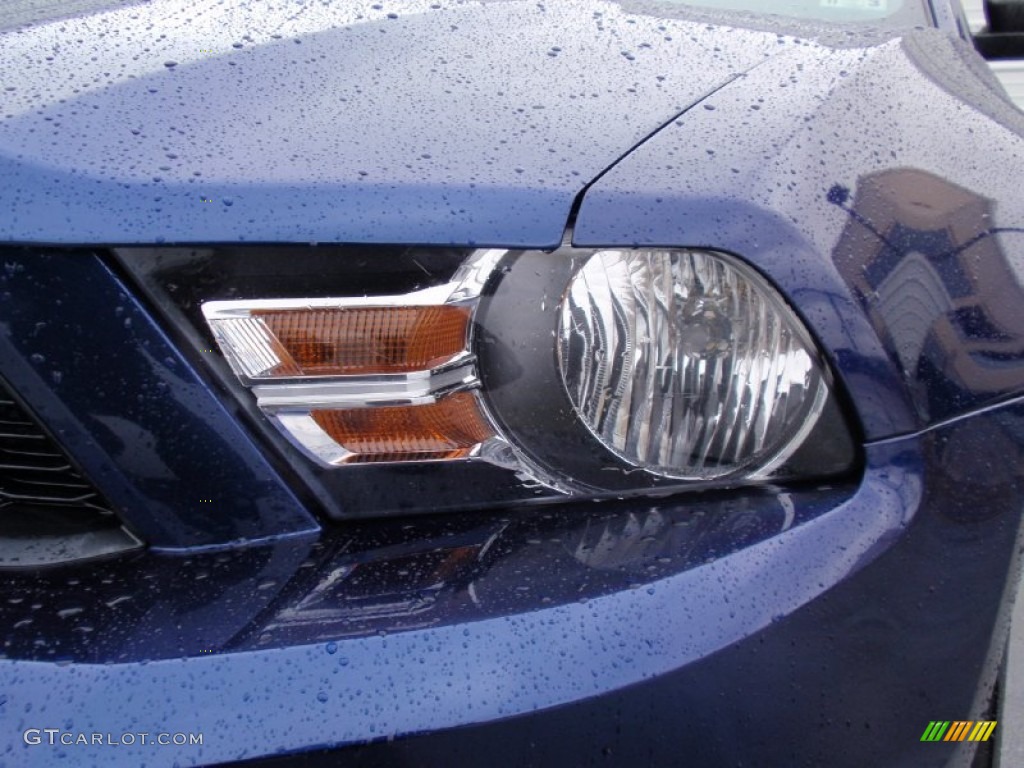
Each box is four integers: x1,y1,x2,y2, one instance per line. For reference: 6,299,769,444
0,445,75,460
0,436,48,448
1,446,68,460
0,456,71,467
0,381,114,515
0,461,76,473
6,477,94,490
0,427,55,435
1,491,102,506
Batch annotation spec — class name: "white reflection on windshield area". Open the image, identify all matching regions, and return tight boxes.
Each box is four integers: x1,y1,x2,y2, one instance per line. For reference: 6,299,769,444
656,0,907,23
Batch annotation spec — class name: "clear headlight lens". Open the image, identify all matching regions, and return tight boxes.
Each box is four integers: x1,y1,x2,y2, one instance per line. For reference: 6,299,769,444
558,250,828,480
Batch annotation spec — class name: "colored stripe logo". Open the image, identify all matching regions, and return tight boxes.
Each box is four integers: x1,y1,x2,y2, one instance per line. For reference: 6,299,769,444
921,721,997,742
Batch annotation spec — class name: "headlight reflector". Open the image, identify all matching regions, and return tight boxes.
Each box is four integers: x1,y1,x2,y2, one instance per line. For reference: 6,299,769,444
557,250,828,480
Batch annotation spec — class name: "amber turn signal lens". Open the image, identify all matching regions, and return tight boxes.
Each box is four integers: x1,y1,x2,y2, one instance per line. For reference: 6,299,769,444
252,305,471,376
311,391,494,463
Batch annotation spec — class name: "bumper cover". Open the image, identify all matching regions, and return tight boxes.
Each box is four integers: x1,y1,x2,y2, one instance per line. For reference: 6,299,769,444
2,398,1022,767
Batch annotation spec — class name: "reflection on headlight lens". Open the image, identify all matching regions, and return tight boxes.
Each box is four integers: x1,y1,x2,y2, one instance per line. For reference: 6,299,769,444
557,250,828,479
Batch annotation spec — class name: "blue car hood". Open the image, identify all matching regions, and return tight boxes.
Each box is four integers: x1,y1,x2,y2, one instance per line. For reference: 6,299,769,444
0,0,794,247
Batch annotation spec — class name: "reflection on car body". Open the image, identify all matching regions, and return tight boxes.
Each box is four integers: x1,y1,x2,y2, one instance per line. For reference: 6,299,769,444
1,0,1024,766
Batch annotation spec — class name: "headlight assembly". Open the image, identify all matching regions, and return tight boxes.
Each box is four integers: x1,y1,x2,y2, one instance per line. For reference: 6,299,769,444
116,245,857,518
557,250,828,481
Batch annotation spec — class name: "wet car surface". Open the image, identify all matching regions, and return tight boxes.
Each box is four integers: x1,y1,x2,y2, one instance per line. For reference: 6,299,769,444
1,1,1023,766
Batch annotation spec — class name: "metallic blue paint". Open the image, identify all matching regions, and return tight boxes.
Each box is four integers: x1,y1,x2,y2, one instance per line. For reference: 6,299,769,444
575,30,1024,436
0,2,789,248
3,400,1022,766
0,1,1022,766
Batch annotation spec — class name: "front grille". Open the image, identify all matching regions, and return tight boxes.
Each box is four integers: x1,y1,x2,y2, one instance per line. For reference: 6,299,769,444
0,388,112,513
0,377,141,568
